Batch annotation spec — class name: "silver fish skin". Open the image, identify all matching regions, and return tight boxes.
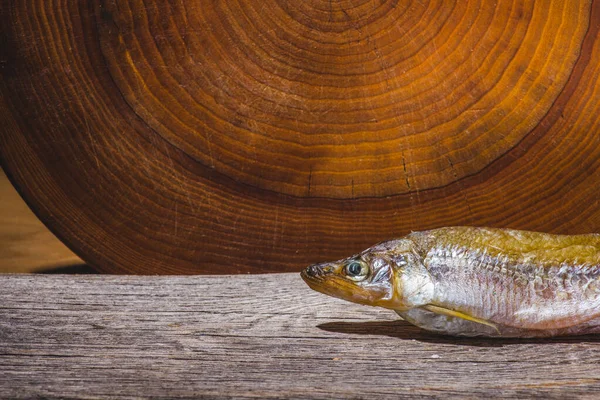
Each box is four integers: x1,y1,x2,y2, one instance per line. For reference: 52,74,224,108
405,228,600,337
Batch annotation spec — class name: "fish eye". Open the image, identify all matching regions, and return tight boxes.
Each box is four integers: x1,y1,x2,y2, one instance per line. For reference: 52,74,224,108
347,262,362,275
345,260,368,281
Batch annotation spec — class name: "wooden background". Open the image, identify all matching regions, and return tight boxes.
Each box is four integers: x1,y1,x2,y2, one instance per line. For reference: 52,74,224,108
0,169,83,273
2,1,600,274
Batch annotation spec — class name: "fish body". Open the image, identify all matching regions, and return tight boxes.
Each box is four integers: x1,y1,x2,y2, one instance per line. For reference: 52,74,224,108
301,227,600,337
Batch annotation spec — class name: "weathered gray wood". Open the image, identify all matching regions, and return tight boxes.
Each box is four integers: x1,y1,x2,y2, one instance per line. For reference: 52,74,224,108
1,274,600,399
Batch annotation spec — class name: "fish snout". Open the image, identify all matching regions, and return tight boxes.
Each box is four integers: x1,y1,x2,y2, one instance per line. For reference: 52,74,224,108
301,262,335,280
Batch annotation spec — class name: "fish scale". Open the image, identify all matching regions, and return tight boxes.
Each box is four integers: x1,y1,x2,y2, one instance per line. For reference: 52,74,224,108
431,244,600,328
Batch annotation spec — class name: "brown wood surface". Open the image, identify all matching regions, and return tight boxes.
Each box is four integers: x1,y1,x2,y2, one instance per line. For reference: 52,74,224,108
0,169,83,273
1,273,600,398
1,1,600,274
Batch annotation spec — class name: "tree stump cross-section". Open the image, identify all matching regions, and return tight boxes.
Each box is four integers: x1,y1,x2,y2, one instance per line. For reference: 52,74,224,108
2,1,600,273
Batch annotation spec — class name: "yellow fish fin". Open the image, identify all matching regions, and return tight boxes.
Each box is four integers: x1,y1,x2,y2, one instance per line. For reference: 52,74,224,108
423,304,500,334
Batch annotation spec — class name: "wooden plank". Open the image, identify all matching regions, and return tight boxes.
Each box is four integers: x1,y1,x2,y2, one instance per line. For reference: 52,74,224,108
0,169,83,273
1,273,600,399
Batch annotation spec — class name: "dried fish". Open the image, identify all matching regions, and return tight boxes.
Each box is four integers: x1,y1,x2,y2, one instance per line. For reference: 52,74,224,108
301,227,600,337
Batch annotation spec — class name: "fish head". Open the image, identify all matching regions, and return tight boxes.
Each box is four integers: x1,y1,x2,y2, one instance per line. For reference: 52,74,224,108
301,238,432,310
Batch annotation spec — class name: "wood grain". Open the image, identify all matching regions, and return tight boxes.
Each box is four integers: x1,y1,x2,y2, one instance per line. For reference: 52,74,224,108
1,1,600,274
0,169,84,273
1,273,600,398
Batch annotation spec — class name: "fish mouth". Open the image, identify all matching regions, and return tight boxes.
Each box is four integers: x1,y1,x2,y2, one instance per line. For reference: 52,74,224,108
300,263,338,294
300,264,329,292
300,263,363,303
